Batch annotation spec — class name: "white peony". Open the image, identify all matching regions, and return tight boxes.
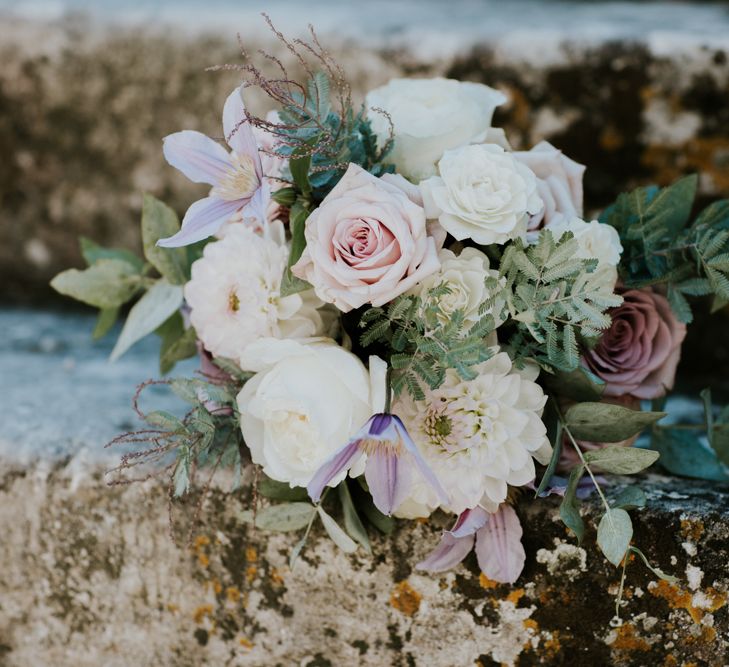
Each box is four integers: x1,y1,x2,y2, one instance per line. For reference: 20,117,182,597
421,144,543,246
410,247,505,332
236,338,387,487
393,352,552,518
547,217,623,293
366,77,507,182
184,221,327,366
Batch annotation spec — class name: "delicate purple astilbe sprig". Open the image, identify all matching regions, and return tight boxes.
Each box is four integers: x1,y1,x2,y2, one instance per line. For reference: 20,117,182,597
307,413,448,516
157,86,270,248
417,504,526,585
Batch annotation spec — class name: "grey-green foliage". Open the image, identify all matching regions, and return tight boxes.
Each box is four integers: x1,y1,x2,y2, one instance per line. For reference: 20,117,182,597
499,231,622,372
358,283,497,401
600,174,729,322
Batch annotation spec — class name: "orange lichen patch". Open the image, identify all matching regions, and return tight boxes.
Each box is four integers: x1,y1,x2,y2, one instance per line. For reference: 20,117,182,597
245,546,258,562
245,564,257,584
238,637,253,650
600,125,625,152
166,603,179,613
194,535,211,549
542,632,562,661
506,588,525,605
680,519,704,543
649,580,727,624
197,553,210,569
211,579,222,595
226,586,241,603
684,625,717,645
193,604,214,624
523,618,539,632
663,655,678,667
270,567,284,586
390,581,422,616
609,623,651,652
479,574,499,590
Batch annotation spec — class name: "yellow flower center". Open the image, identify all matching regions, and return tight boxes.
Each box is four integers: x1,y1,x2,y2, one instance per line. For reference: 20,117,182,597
212,153,259,201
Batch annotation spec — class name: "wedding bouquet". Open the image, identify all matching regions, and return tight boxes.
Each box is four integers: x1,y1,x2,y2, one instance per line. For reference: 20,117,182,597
51,22,729,608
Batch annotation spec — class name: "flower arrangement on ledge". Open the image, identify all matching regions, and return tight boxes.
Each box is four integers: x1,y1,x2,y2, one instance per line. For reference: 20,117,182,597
51,19,729,616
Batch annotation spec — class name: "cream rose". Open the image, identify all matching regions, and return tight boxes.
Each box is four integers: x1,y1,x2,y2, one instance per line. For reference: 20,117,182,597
366,77,507,182
421,144,543,246
237,338,387,488
547,217,623,294
513,141,586,239
411,247,505,330
291,163,441,312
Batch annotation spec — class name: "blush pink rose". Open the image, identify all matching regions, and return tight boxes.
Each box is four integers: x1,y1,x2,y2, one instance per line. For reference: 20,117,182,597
512,141,585,238
584,288,687,399
292,164,441,312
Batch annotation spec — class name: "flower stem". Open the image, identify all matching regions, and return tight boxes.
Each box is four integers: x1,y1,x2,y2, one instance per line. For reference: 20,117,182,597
384,365,393,413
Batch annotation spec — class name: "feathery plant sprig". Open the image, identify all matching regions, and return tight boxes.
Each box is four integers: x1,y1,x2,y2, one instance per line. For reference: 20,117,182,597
600,174,729,322
359,283,497,401
498,230,622,372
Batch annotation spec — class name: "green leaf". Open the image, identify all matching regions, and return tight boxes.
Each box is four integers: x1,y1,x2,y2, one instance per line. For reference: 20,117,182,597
145,410,186,431
110,280,184,362
338,482,371,554
583,446,660,474
258,477,309,502
597,508,633,566
141,194,189,285
566,402,666,442
536,410,562,497
280,201,312,297
289,155,312,196
51,259,143,309
629,546,679,584
546,367,605,402
80,236,144,271
173,455,191,497
239,502,316,532
158,320,197,375
272,187,297,207
559,465,585,543
92,307,119,340
317,506,358,553
611,486,647,510
652,426,729,481
352,480,396,534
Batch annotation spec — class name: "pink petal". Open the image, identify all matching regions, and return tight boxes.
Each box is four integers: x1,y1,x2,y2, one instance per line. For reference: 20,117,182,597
474,504,525,585
157,196,241,247
416,533,475,573
365,447,411,516
162,130,231,185
450,506,489,538
222,87,263,180
307,440,362,503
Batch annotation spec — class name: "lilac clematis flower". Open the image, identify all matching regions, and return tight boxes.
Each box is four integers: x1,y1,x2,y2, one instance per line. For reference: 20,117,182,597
417,504,526,585
307,413,449,516
157,86,270,248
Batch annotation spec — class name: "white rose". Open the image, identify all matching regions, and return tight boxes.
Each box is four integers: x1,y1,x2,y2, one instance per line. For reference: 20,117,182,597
366,78,507,182
421,144,543,246
237,338,387,488
411,247,505,332
547,217,623,293
184,221,328,366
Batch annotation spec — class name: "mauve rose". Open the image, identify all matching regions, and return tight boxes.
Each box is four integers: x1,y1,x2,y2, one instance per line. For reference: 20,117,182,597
512,141,585,238
584,288,687,399
292,164,441,312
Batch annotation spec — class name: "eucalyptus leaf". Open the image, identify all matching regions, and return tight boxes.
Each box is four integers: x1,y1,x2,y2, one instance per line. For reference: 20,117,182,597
338,482,372,554
92,307,119,340
141,193,189,285
352,480,395,534
80,236,144,271
547,367,606,402
583,446,659,475
51,259,142,309
597,508,633,566
258,477,309,502
651,427,729,482
566,402,666,442
536,415,562,497
629,546,679,584
240,502,316,532
611,486,647,510
317,506,358,554
110,280,184,362
559,465,585,543
158,317,198,375
145,410,186,432
289,534,309,570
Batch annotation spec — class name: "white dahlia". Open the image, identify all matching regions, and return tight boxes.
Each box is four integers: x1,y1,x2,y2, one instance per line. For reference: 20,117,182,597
184,221,327,366
393,352,552,518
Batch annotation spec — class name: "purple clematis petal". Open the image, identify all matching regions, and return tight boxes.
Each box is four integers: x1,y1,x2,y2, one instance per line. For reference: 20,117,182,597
474,504,525,585
364,445,412,516
162,130,232,186
450,506,490,538
392,416,449,505
157,196,241,248
416,533,475,573
222,87,263,179
307,440,362,503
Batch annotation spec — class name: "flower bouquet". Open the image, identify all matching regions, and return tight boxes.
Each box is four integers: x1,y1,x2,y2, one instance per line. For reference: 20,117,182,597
51,20,729,609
